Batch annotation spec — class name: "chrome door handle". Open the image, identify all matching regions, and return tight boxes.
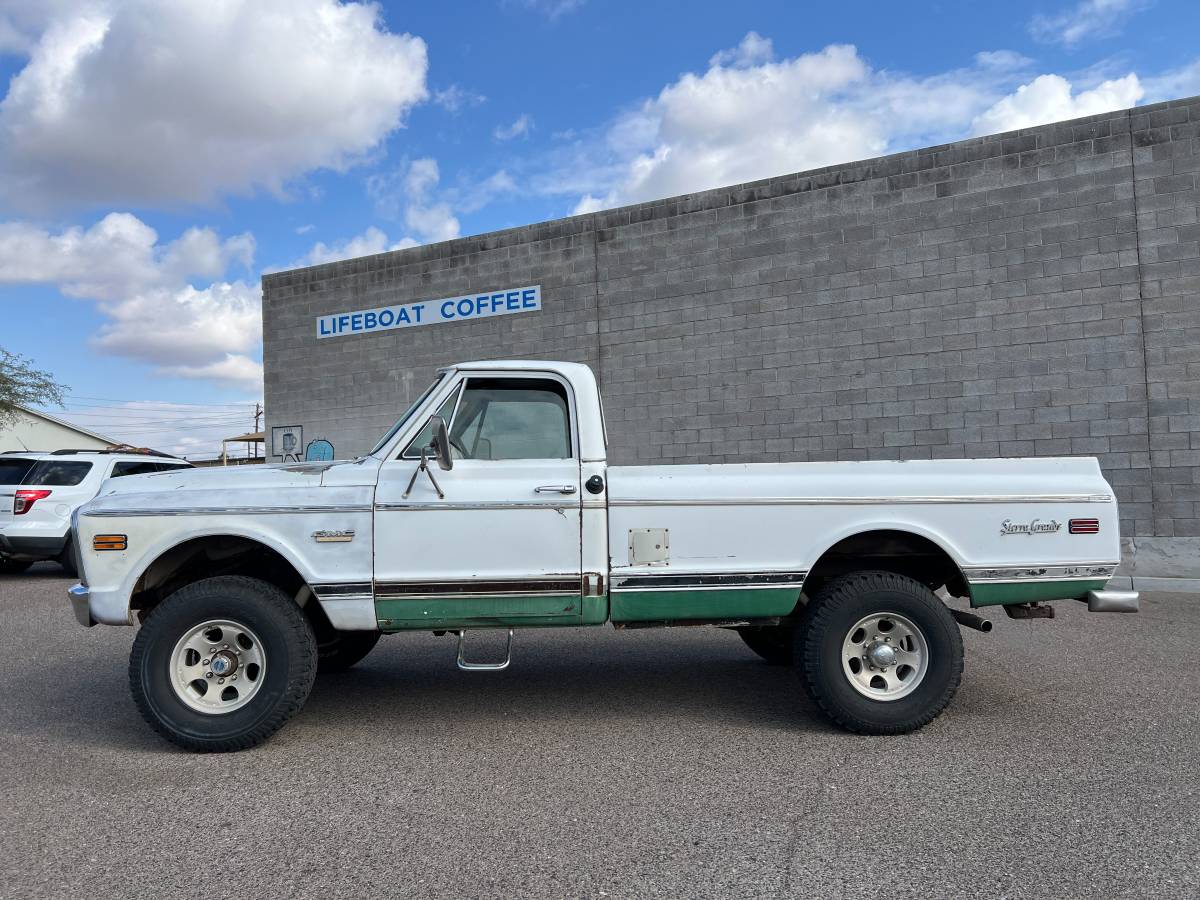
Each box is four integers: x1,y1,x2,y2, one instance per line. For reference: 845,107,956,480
534,484,577,494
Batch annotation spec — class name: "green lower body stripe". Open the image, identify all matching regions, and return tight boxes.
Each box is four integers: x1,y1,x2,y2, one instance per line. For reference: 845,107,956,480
968,579,1108,607
610,587,801,623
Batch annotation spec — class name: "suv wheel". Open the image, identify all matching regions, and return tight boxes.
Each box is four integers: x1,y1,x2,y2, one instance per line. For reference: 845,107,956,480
129,576,317,752
0,557,32,575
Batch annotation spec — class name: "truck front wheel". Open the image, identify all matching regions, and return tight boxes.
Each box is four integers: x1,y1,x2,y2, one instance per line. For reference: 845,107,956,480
129,576,317,752
797,571,963,734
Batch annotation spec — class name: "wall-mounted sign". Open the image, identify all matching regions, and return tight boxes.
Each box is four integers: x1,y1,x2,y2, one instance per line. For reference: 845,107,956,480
271,424,302,460
316,284,541,339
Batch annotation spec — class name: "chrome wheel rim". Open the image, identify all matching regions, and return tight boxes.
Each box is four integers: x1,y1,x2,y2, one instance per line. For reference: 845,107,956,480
169,619,266,715
840,612,928,701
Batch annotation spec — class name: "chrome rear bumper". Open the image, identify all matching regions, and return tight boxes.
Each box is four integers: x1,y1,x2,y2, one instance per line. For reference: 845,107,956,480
1087,589,1139,613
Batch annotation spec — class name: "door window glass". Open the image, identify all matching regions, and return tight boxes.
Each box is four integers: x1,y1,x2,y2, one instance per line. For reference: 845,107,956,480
449,378,572,460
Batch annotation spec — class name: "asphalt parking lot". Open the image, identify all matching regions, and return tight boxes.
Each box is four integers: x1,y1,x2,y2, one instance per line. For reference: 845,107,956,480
1,566,1196,899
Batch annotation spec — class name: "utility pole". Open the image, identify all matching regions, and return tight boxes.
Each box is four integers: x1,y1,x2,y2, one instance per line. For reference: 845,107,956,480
254,403,263,460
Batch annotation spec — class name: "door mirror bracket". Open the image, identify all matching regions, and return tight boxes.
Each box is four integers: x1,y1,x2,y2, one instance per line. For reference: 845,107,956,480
401,416,452,499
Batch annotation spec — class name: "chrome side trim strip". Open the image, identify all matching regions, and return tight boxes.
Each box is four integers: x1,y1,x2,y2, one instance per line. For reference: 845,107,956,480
375,501,578,512
608,494,1112,507
964,563,1117,583
312,582,374,599
375,577,581,599
610,571,808,591
82,505,372,517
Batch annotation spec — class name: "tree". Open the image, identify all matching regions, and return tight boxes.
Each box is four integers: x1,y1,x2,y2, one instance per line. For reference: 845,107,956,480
0,349,67,427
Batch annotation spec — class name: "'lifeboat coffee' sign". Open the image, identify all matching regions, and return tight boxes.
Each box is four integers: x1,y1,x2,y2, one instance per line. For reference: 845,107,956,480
316,284,541,339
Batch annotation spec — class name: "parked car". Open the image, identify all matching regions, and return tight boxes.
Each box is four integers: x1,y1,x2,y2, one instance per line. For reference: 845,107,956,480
67,361,1137,752
0,453,41,574
0,450,192,575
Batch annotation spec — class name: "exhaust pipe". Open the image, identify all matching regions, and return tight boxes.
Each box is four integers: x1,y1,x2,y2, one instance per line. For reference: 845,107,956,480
950,609,993,633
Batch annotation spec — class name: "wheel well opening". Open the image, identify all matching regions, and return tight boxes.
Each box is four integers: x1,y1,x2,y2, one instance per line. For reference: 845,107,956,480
131,536,309,621
804,530,969,600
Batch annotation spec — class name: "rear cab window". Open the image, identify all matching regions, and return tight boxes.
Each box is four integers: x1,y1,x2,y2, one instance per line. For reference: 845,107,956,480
22,460,94,486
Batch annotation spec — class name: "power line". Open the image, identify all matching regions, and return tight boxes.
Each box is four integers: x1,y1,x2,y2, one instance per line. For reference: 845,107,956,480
62,395,258,408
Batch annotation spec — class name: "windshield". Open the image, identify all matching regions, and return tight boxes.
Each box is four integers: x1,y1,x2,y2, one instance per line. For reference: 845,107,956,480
367,373,447,456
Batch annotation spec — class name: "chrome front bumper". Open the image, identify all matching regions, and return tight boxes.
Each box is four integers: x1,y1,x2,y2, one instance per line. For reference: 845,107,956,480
69,583,95,628
1087,589,1139,613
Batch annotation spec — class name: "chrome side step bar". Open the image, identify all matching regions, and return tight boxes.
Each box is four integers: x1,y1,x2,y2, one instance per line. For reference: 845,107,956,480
456,628,514,671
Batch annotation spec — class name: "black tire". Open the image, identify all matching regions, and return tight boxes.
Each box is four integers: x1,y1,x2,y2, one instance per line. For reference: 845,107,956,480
129,576,317,752
737,625,794,665
0,557,33,575
316,629,381,673
797,571,963,735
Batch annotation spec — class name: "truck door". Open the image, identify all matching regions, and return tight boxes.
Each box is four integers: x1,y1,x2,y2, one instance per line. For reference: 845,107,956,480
373,372,584,628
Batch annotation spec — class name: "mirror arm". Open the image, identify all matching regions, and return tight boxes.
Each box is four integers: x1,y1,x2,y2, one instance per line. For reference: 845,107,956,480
402,446,445,500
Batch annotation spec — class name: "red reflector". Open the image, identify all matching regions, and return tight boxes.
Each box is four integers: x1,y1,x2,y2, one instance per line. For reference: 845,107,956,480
13,489,52,515
1069,518,1100,534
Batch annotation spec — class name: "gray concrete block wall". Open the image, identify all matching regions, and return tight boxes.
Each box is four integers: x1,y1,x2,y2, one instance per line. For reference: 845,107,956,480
263,95,1200,579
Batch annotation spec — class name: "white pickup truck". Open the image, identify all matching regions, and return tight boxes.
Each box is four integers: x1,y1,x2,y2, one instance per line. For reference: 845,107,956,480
69,360,1137,751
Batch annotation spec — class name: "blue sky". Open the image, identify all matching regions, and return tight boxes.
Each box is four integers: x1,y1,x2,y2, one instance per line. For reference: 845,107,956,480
0,0,1197,457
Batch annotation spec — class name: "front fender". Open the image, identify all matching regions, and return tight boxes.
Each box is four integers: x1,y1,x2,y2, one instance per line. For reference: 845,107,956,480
75,502,373,626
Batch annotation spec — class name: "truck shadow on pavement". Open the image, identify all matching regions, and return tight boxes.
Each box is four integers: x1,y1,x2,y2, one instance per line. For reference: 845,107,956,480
8,629,839,753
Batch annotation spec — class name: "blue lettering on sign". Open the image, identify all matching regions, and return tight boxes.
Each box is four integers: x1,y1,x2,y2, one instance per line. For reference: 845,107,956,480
316,285,541,339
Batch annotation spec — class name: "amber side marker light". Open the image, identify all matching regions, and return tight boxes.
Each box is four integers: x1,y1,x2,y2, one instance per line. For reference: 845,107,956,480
93,534,128,551
1069,518,1100,534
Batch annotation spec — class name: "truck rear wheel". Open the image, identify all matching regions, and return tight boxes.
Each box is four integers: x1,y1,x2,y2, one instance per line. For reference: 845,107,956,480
736,625,794,665
129,576,317,752
797,571,963,734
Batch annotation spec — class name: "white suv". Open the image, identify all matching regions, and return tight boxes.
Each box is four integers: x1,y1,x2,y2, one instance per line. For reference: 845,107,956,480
0,450,193,575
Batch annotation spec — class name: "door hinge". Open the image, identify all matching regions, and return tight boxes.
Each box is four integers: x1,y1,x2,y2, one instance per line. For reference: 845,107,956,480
583,572,605,596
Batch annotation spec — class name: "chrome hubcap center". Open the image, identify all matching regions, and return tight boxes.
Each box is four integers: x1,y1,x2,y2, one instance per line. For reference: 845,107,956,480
866,641,896,668
209,651,237,676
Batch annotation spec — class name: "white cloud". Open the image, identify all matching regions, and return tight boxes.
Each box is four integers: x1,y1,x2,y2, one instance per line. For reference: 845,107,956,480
433,84,487,113
1029,0,1148,47
709,31,774,68
299,226,417,267
563,39,1013,214
511,0,585,20
0,0,428,211
306,159,521,266
0,213,262,391
974,50,1034,71
364,156,505,245
1143,58,1200,103
494,113,534,141
972,73,1144,134
551,34,1196,216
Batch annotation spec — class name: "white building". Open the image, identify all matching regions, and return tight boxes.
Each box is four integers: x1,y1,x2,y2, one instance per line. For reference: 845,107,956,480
0,405,116,452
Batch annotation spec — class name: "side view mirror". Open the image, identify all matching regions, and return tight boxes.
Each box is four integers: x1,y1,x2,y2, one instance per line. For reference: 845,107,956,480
427,415,453,471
